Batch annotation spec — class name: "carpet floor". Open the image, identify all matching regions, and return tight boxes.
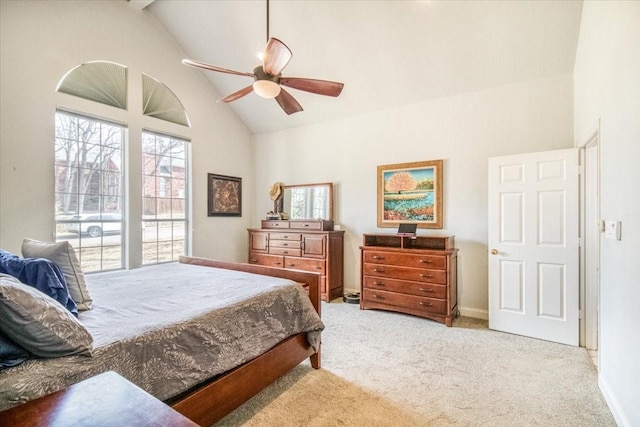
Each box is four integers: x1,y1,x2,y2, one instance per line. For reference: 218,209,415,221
217,302,615,426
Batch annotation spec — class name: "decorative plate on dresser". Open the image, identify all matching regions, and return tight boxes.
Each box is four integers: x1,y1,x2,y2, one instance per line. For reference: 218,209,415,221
360,234,458,326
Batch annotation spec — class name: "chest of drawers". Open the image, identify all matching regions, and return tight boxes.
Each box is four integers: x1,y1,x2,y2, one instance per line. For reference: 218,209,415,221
360,234,458,326
248,220,344,302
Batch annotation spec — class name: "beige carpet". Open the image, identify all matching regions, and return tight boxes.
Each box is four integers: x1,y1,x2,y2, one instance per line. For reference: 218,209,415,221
217,365,424,426
216,302,615,426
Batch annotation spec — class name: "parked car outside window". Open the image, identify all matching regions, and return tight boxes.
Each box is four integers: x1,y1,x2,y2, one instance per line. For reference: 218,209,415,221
67,213,122,237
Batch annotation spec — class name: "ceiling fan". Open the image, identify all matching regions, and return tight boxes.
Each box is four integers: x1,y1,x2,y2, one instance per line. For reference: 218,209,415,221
181,1,344,115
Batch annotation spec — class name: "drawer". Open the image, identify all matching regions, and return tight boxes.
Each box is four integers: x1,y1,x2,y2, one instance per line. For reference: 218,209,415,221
363,251,446,270
363,288,447,315
269,247,302,257
261,221,290,229
270,239,303,249
362,276,447,299
284,257,326,275
363,263,447,284
248,253,284,268
269,233,302,241
290,221,323,230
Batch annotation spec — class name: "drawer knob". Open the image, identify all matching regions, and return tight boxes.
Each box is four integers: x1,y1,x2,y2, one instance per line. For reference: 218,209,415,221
420,274,433,278
419,288,433,293
283,235,289,238
251,258,257,262
420,302,433,307
420,259,432,264
315,267,322,270
303,224,309,227
282,243,289,246
275,262,282,265
288,263,295,267
282,251,288,254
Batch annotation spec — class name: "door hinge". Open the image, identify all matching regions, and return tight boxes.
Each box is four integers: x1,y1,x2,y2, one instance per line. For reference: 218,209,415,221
579,309,584,320
578,164,585,175
578,237,583,247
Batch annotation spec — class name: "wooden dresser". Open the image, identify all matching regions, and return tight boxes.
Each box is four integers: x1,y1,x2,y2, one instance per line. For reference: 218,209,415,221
360,234,458,326
248,220,344,302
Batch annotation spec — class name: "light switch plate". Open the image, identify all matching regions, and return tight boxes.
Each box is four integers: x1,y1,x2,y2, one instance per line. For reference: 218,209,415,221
604,220,622,240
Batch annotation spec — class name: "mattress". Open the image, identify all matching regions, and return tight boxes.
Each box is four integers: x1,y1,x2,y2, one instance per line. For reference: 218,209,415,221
0,262,324,410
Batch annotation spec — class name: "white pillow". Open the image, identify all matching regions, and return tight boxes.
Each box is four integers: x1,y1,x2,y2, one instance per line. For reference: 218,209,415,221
0,274,93,357
22,238,93,311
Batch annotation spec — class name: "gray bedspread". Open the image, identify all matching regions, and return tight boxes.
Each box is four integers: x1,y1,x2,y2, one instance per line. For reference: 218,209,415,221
0,262,324,411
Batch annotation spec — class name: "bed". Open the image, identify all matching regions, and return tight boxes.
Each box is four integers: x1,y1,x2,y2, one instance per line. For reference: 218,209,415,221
0,255,324,426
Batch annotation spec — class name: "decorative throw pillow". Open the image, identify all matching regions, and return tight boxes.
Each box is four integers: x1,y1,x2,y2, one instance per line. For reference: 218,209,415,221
0,249,77,315
0,274,93,358
22,238,93,311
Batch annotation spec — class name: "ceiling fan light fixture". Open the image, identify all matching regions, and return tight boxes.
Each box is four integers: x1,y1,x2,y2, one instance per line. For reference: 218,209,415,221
253,79,281,98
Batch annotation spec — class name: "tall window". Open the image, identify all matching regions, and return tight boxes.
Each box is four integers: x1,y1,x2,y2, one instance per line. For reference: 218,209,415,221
142,132,188,265
54,111,125,272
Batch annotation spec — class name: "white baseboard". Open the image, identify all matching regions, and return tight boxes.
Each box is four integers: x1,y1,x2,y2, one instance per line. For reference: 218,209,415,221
458,306,488,320
599,374,631,426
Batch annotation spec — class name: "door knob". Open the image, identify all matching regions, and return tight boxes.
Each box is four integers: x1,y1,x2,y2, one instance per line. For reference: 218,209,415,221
491,249,498,255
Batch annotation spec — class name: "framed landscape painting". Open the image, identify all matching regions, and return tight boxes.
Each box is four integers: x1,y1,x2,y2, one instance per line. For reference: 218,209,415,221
208,173,242,217
377,160,443,229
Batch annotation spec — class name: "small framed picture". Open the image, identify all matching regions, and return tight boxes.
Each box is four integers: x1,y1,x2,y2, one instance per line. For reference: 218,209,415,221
208,173,242,217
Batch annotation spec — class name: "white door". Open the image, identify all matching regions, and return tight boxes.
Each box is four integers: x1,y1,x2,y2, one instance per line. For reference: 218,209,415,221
488,148,579,346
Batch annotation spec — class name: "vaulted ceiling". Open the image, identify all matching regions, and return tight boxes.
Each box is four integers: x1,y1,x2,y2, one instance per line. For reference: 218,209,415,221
136,0,583,134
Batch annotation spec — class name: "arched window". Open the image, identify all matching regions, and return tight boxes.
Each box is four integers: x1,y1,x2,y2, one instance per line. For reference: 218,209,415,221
55,62,190,272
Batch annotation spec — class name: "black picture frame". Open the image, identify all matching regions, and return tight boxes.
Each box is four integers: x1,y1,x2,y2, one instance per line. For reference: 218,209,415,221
208,173,242,217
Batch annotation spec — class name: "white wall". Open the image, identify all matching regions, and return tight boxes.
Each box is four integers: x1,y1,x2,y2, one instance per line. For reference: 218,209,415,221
0,1,253,263
253,73,574,317
574,2,640,425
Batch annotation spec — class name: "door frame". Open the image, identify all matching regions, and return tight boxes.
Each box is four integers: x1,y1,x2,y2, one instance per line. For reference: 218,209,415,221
579,123,601,351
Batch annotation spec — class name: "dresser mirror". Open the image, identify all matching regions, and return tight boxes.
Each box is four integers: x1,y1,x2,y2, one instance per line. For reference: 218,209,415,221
282,182,333,221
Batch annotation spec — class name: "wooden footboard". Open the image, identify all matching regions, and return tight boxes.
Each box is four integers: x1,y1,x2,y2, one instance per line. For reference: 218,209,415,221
174,256,322,425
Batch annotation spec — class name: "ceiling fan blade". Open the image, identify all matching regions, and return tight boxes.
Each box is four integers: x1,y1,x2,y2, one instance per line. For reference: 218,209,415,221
263,38,292,76
218,85,254,103
275,88,303,115
182,59,254,77
280,77,344,97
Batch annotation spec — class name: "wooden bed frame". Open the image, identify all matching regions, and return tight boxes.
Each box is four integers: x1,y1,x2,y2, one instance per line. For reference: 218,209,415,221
170,256,322,426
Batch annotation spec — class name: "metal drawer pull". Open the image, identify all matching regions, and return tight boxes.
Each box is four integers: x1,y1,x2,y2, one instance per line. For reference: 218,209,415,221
315,266,322,270
282,243,289,246
373,281,385,286
288,263,295,267
373,294,384,299
419,288,433,293
420,302,433,307
304,224,310,227
282,251,288,254
420,259,432,264
372,255,385,260
283,235,289,238
275,262,282,265
373,268,385,273
420,274,433,278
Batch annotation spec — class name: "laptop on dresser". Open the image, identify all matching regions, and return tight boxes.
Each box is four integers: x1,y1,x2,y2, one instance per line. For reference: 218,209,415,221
396,223,417,236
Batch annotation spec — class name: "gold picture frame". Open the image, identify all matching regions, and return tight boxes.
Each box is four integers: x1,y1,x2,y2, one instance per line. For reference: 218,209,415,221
377,160,443,229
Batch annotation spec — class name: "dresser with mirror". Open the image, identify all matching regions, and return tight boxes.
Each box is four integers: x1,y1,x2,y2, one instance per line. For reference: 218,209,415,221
248,182,344,302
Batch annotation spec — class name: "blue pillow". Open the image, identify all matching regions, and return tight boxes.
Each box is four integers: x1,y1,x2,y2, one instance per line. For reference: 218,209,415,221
0,330,31,370
0,249,77,316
